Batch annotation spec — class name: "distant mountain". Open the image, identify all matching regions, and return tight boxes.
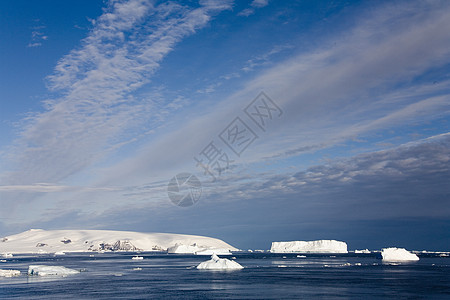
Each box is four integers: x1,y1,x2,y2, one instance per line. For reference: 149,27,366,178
0,229,238,254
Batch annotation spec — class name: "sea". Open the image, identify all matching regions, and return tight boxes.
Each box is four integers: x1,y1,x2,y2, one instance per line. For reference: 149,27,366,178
1,252,449,299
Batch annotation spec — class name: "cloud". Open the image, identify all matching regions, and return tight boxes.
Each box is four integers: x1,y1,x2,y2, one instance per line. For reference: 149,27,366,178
251,0,269,8
27,25,48,48
8,132,448,250
3,0,233,186
0,183,116,193
2,0,450,244
238,0,269,16
93,0,450,190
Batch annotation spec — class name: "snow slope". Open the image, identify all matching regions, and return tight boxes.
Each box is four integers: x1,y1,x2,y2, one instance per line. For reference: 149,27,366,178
167,243,232,255
381,248,419,262
270,240,348,253
0,229,238,254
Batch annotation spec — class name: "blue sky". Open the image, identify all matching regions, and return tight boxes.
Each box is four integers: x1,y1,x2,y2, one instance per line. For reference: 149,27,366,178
1,0,449,251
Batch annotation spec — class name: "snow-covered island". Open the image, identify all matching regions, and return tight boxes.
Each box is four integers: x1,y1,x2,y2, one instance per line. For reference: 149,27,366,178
0,229,238,254
270,240,348,253
381,247,420,262
196,254,244,270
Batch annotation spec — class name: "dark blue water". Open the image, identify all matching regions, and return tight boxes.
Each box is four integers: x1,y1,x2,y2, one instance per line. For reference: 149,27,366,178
1,252,449,299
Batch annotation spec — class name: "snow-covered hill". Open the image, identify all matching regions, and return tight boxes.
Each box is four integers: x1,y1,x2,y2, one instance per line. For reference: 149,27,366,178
0,229,238,254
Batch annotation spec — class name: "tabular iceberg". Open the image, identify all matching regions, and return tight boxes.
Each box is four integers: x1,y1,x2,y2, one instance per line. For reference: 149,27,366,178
28,265,80,276
196,254,244,270
0,269,21,277
381,248,419,262
270,240,348,253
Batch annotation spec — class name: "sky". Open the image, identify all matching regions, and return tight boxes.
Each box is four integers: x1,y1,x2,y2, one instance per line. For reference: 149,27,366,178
0,0,449,251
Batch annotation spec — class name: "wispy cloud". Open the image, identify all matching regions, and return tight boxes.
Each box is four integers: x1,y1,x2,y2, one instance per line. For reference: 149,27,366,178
93,0,450,190
0,183,116,193
238,0,269,16
27,24,48,48
4,0,232,186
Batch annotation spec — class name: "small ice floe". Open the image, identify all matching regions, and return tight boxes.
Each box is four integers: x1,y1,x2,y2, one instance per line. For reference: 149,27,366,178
439,253,449,257
2,253,13,258
133,267,142,271
196,254,244,270
0,269,21,277
28,265,79,276
0,260,7,263
89,254,95,257
282,256,287,259
355,263,362,266
381,248,419,262
296,255,306,258
354,249,371,254
132,256,143,260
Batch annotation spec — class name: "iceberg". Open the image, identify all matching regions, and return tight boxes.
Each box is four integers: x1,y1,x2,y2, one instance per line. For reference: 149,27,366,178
270,240,348,253
354,249,371,254
196,254,244,270
28,265,80,276
381,248,419,262
0,269,21,277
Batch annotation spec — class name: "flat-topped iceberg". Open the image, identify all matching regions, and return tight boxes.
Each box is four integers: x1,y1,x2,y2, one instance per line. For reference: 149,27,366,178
197,254,244,270
0,269,21,277
271,240,348,253
381,248,419,262
28,265,80,276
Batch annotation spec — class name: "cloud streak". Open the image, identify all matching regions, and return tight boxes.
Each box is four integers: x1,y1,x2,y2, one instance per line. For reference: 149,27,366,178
3,0,232,186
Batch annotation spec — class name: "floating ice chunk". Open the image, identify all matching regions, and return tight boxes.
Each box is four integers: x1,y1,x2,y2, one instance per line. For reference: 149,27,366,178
354,249,371,254
2,253,13,258
196,254,244,270
28,265,79,276
381,248,419,262
0,269,21,277
132,256,143,260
